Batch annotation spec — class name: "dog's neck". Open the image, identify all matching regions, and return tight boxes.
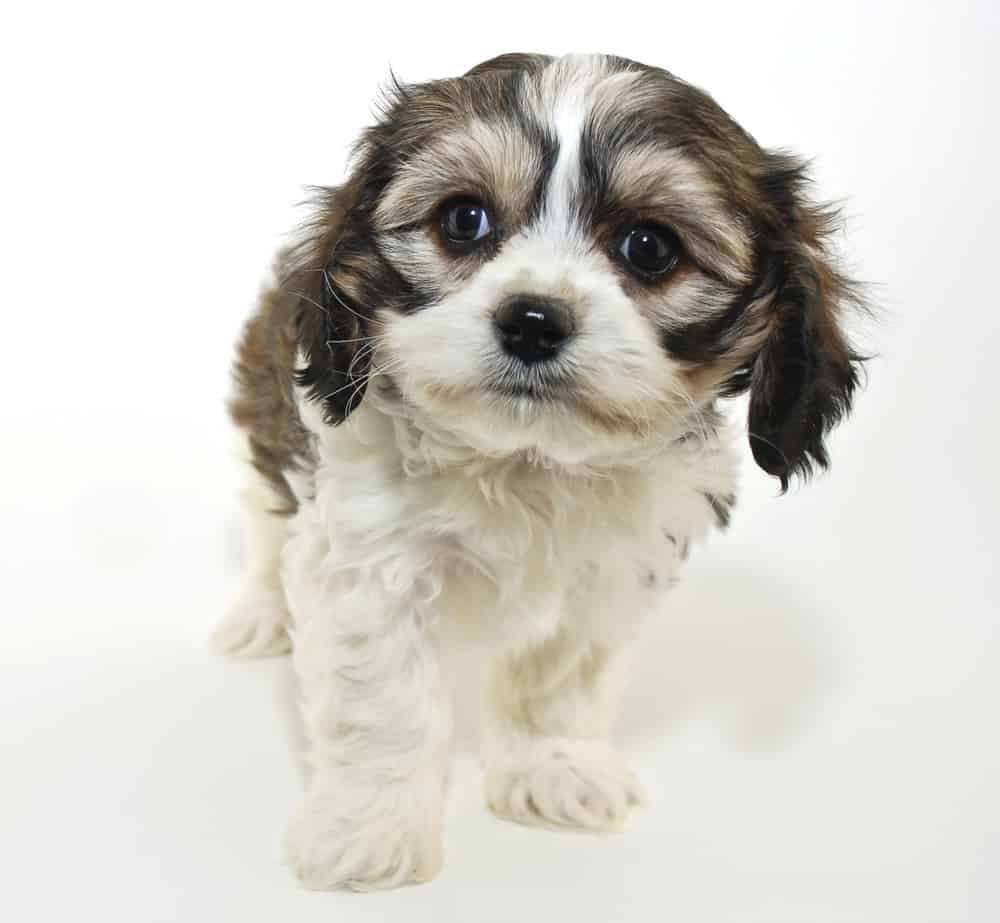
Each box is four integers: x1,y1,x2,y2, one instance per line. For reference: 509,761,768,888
308,374,723,487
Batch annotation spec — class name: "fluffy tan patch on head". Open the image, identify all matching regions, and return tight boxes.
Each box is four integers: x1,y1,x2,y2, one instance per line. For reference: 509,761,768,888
374,120,542,232
582,64,763,285
608,147,754,283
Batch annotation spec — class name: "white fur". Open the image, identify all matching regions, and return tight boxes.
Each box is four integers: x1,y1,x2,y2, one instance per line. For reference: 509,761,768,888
268,381,735,889
537,53,609,233
217,53,743,890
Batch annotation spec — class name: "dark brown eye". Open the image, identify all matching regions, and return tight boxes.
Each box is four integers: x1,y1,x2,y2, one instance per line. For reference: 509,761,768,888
441,198,492,245
619,223,680,277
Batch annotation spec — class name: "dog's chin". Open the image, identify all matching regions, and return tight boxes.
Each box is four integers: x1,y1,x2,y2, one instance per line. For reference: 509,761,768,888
393,372,676,469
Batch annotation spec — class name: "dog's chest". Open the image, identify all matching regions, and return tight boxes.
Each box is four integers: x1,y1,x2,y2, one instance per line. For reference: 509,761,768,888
415,464,695,648
309,428,733,647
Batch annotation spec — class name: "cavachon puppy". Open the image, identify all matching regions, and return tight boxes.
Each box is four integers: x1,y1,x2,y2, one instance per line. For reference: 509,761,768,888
214,52,864,890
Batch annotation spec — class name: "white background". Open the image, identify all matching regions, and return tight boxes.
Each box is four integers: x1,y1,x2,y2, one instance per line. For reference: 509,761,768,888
2,2,998,921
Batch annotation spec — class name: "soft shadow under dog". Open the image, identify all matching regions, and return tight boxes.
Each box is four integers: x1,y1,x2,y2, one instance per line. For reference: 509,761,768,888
615,555,833,753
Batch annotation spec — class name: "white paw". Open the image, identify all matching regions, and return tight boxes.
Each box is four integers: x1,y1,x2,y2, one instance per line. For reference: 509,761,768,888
211,581,291,657
283,777,444,891
485,739,645,833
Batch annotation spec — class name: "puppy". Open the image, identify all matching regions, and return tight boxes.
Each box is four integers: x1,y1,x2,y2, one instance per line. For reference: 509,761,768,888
213,52,864,890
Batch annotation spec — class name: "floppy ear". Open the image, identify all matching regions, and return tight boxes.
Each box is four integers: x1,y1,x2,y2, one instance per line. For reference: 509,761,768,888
290,179,376,424
747,153,865,490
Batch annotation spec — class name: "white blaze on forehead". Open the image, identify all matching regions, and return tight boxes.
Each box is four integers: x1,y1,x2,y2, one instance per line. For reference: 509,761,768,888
536,54,611,234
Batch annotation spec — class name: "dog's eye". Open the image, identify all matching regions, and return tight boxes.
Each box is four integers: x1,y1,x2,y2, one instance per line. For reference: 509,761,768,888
441,198,492,245
619,224,680,277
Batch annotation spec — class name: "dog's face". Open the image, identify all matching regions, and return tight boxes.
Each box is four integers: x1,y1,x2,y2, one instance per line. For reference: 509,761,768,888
294,53,862,483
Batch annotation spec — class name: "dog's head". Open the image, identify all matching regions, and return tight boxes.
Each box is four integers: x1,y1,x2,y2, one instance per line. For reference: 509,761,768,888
292,52,863,482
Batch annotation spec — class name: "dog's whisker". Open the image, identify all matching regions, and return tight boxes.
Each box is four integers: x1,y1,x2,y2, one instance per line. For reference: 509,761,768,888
320,357,402,402
322,273,388,330
324,335,383,345
286,283,388,331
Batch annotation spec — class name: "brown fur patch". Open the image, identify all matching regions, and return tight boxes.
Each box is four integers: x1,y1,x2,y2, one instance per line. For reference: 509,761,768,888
228,260,313,515
228,177,366,512
571,390,670,439
375,122,546,233
602,147,753,284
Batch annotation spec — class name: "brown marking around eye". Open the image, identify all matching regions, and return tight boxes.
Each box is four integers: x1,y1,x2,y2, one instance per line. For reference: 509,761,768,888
374,121,545,235
602,148,754,285
602,248,698,301
580,67,764,288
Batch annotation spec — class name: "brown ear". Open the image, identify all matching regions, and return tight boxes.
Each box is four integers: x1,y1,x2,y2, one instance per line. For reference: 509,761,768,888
747,153,865,489
290,179,377,424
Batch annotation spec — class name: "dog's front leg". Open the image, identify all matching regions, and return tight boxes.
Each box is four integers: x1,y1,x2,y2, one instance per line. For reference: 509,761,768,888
482,629,644,833
281,525,450,891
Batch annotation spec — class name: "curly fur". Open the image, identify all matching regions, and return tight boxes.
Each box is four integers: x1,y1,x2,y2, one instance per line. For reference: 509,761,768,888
213,51,865,890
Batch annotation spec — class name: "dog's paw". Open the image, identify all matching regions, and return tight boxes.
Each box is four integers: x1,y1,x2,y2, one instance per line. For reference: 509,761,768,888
284,778,444,891
211,581,291,657
485,739,644,833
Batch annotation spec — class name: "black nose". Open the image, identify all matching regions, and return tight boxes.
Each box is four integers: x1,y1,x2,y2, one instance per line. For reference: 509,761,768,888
494,295,574,364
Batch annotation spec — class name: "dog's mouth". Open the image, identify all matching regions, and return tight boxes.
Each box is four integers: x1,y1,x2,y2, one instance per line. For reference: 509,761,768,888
481,361,572,404
486,380,555,401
